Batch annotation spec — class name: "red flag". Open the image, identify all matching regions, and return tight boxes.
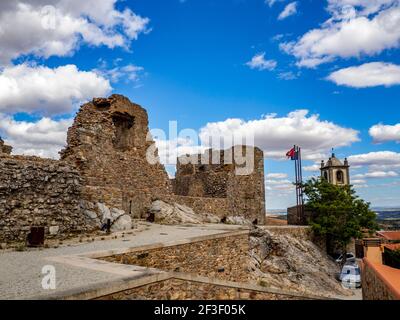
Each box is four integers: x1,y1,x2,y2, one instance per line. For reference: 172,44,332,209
286,147,295,158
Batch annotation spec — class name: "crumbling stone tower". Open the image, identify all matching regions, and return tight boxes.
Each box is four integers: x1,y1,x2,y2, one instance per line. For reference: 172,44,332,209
60,95,172,218
172,146,266,224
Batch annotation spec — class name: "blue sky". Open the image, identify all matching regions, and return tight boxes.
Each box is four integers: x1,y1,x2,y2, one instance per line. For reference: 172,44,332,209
0,0,400,209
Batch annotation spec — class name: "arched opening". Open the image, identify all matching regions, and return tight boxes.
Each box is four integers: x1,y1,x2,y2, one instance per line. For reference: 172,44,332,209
336,170,343,183
324,172,328,180
112,112,134,151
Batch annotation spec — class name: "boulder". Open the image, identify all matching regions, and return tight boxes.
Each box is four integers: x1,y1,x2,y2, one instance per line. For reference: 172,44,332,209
148,200,221,225
97,202,112,223
111,214,133,232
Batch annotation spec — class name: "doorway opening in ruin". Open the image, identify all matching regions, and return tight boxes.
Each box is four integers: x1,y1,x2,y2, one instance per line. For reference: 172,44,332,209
112,112,135,151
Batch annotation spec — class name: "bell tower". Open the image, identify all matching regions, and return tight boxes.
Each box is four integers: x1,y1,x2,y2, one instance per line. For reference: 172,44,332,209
320,152,350,186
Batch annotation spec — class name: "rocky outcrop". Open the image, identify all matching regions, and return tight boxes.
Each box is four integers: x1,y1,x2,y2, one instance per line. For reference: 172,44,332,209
81,201,133,232
147,200,221,225
249,227,351,297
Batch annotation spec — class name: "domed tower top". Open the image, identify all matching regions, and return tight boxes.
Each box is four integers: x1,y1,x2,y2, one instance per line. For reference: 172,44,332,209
321,152,350,186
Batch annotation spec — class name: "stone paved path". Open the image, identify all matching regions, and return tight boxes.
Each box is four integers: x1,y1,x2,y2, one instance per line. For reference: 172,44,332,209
0,222,244,300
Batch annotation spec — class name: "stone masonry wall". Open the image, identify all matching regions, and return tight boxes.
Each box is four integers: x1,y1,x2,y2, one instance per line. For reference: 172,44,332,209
102,233,250,282
97,278,312,300
174,146,266,224
0,155,88,243
163,195,231,219
60,95,172,218
0,138,12,155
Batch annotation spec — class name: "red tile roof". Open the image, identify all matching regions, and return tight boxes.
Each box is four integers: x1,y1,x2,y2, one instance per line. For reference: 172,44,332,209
376,231,400,241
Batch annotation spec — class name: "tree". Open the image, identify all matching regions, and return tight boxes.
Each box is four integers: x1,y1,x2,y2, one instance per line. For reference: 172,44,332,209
303,178,378,255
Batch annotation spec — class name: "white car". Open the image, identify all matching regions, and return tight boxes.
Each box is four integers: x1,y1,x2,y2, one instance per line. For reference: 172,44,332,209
335,252,356,264
338,263,362,289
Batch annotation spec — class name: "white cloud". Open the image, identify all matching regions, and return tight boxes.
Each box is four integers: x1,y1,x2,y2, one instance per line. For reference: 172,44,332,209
94,62,144,84
281,2,400,67
0,63,111,115
246,52,277,71
351,179,367,184
0,0,149,65
327,62,400,88
278,71,299,80
348,151,400,167
266,173,288,179
327,0,398,17
278,2,298,20
265,0,285,7
199,110,360,160
354,170,398,178
0,114,72,159
304,164,321,172
369,123,400,143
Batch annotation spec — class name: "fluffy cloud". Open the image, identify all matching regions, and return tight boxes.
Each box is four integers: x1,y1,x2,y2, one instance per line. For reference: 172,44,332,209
94,61,144,84
0,0,149,65
0,114,72,159
278,2,298,20
348,151,400,167
353,171,398,178
304,164,321,172
369,123,400,143
199,110,359,160
0,63,111,115
266,173,288,179
281,1,400,67
327,62,400,88
246,53,277,71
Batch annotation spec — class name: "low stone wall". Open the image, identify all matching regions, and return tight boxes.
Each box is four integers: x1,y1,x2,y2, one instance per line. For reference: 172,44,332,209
362,258,400,300
101,232,250,282
264,226,312,240
0,155,89,243
287,205,314,226
97,278,313,300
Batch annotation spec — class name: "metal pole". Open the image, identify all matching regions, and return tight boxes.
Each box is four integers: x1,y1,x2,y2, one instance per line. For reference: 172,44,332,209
298,147,304,218
294,145,299,220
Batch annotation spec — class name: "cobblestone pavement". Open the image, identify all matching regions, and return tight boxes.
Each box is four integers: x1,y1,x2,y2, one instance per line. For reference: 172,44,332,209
0,222,244,300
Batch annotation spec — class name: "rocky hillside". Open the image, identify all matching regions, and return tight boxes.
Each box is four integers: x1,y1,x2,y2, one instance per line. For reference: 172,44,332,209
249,227,352,298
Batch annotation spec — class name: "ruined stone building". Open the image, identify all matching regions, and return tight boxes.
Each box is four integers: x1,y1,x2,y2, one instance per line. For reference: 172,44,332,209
0,95,266,243
172,147,266,224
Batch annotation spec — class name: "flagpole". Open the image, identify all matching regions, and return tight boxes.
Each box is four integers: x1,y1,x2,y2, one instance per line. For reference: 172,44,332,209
294,145,299,220
298,146,304,218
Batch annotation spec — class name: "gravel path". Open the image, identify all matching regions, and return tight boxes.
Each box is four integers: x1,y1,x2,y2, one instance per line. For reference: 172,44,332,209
0,222,243,300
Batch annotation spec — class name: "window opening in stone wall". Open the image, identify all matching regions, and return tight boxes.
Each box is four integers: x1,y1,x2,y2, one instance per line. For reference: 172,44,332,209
112,112,135,151
336,170,343,183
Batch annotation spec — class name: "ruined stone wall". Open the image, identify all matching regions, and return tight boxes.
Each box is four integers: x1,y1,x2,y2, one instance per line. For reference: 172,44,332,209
60,95,172,218
0,155,89,243
174,146,266,223
0,138,12,155
102,233,250,283
97,278,312,300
